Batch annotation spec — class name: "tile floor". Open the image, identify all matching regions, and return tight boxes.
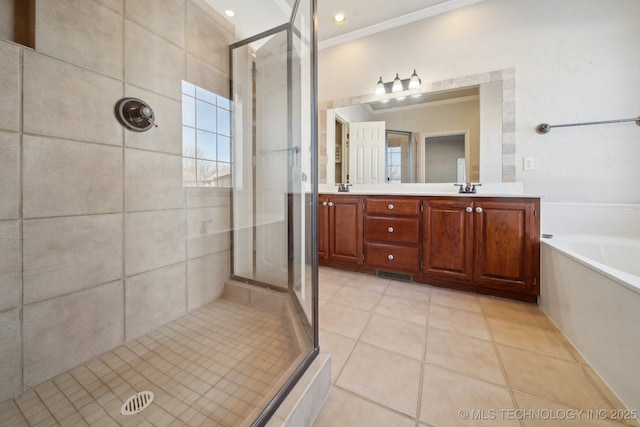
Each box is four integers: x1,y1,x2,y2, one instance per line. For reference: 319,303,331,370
0,298,299,427
313,267,639,427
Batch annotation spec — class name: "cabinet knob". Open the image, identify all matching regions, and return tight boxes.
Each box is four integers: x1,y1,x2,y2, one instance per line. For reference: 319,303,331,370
328,201,334,207
475,207,483,213
322,201,327,206
388,204,394,210
387,254,394,260
388,227,394,233
466,207,473,213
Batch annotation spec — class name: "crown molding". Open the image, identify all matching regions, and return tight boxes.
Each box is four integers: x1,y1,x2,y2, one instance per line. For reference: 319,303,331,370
319,0,485,50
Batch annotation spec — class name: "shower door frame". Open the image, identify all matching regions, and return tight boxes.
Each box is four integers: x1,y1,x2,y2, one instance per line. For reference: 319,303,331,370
228,0,319,424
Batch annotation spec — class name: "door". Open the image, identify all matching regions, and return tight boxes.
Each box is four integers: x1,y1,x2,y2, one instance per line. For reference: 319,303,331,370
254,31,289,287
473,200,537,292
423,198,474,282
328,196,363,264
349,121,386,184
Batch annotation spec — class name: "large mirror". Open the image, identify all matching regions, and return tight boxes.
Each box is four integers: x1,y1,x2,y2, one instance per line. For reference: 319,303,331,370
320,69,516,185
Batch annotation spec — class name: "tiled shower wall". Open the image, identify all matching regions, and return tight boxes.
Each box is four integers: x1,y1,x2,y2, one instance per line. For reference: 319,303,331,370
0,0,234,402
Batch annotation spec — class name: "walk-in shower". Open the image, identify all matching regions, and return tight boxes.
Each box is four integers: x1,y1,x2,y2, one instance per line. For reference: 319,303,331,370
0,0,318,425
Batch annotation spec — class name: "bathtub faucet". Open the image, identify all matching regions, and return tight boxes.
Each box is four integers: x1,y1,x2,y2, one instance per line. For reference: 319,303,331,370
336,183,352,192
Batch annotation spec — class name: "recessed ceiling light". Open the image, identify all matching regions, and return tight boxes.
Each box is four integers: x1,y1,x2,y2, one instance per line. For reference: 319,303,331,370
332,14,346,25
225,10,235,17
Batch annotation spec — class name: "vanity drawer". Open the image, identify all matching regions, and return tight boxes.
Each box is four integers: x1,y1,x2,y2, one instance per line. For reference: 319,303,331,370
365,243,420,272
365,217,419,244
366,198,421,216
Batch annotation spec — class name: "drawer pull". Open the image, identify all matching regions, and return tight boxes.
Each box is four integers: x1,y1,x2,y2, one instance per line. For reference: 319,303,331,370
466,206,472,213
388,204,394,210
388,227,394,233
387,254,394,260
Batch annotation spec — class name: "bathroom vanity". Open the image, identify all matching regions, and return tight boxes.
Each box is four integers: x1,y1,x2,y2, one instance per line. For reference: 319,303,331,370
318,192,540,303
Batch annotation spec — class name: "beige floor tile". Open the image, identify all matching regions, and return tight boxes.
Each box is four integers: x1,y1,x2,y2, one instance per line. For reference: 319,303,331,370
479,296,553,328
319,301,371,339
319,330,357,383
428,304,491,340
313,387,415,427
487,317,574,360
384,281,431,303
498,345,612,411
342,274,390,294
425,328,506,385
318,280,342,305
581,366,640,427
336,342,422,417
420,363,518,427
360,314,427,360
514,391,625,427
430,287,483,313
329,285,382,311
375,294,429,325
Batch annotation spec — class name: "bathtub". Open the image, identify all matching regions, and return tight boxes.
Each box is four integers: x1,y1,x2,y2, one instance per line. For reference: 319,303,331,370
540,233,640,412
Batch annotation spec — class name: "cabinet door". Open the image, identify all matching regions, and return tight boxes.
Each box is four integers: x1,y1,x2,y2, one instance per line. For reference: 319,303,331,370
473,200,538,293
318,197,329,261
423,199,474,282
329,197,364,264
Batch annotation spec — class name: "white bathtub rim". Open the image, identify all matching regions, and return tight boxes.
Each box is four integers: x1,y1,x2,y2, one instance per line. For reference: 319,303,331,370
541,234,640,296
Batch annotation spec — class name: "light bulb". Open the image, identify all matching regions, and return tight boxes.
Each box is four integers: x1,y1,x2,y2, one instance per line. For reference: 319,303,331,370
408,69,421,89
375,77,385,96
391,73,402,93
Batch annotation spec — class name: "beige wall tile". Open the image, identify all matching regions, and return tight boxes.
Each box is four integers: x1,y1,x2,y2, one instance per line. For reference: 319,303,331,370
185,2,231,72
124,85,182,155
125,21,185,100
23,214,123,304
0,132,19,219
23,136,123,218
0,41,20,132
187,252,228,311
37,0,123,78
125,149,184,211
0,309,21,402
23,281,124,389
124,209,186,275
95,0,123,14
186,206,230,259
186,187,231,209
125,0,185,48
23,52,123,145
186,54,229,97
0,221,21,312
125,263,186,340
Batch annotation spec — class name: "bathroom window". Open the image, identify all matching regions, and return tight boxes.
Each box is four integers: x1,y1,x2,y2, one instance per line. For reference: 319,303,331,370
386,146,402,183
181,81,233,187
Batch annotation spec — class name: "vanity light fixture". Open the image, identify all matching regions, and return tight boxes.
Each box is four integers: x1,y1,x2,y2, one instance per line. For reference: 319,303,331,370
375,70,422,96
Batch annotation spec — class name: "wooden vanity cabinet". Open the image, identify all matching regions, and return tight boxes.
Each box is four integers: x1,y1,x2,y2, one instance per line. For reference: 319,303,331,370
364,198,421,273
420,197,540,301
318,195,364,267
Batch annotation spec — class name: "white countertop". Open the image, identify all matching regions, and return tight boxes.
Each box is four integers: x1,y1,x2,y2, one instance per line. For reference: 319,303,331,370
318,182,541,198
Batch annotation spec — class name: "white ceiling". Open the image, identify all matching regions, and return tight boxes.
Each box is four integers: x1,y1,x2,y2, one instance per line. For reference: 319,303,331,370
203,0,484,47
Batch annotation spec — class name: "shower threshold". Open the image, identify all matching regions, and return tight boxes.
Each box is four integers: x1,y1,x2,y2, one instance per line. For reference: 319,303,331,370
0,284,310,426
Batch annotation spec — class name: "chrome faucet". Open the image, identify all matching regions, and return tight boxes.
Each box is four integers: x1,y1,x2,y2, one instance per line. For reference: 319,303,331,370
336,183,352,192
454,183,482,194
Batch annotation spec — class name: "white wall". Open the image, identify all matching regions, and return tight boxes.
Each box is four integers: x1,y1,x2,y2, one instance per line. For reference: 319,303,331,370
319,0,640,203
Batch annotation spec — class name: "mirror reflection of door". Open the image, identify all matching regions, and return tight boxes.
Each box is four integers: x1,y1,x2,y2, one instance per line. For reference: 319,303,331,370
385,130,413,183
334,117,348,183
348,121,386,184
423,133,466,183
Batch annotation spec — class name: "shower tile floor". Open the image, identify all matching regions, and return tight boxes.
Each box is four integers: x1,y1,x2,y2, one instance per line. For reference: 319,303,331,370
0,298,299,427
313,267,639,427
